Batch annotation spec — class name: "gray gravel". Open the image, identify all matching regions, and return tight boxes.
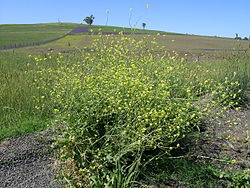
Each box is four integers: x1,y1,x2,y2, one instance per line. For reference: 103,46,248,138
0,130,63,188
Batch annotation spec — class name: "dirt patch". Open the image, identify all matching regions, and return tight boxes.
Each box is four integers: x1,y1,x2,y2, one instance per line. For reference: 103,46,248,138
191,99,250,173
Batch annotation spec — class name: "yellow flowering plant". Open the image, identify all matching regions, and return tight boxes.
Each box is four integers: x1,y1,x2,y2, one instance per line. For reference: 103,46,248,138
30,34,247,187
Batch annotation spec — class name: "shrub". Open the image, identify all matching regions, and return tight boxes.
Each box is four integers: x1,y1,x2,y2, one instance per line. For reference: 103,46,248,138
32,35,246,187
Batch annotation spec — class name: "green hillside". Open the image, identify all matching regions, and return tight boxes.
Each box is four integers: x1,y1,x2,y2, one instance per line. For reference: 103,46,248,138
0,23,79,47
0,23,171,47
1,23,250,54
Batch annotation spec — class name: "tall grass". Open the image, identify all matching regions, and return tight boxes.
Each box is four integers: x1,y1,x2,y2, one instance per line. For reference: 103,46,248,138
0,52,49,140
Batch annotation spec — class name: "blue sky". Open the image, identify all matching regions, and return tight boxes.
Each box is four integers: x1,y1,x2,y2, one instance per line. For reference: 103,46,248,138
0,0,249,38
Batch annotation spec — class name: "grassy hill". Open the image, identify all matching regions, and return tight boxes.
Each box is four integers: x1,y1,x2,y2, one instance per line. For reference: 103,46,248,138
0,23,171,47
1,23,250,52
0,23,79,47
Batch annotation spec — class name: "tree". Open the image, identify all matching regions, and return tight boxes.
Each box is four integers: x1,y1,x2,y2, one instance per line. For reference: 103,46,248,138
142,23,146,30
84,15,95,25
235,33,241,40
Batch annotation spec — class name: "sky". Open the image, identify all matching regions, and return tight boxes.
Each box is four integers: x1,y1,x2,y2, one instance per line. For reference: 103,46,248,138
0,0,249,38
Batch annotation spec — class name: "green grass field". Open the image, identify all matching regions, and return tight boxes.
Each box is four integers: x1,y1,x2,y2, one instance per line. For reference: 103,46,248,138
0,52,49,140
2,23,249,53
0,23,80,47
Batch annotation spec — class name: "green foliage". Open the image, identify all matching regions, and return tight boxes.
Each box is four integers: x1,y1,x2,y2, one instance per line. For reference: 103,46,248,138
0,117,47,141
141,158,222,188
141,157,250,188
210,167,250,187
91,158,141,188
229,170,250,188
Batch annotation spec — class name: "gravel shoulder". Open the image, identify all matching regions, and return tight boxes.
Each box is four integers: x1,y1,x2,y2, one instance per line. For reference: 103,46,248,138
194,108,250,170
190,93,250,173
0,130,62,188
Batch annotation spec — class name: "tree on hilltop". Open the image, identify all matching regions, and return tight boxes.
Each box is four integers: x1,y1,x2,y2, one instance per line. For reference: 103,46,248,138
84,15,95,25
235,33,241,40
142,23,146,30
